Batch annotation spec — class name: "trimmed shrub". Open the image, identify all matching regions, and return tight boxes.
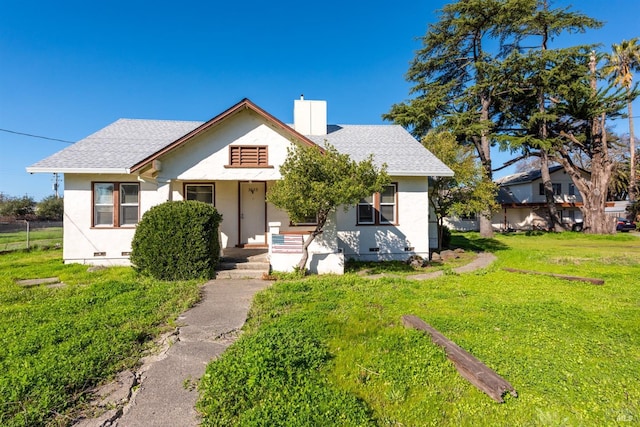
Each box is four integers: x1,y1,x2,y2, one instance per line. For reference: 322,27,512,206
131,201,222,280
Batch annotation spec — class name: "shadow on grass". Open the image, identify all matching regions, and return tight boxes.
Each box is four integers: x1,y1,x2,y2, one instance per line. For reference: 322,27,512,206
450,232,509,253
345,260,415,275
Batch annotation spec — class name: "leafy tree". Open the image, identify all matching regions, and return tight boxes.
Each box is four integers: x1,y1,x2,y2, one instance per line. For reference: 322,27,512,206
547,52,630,233
495,0,601,231
385,0,606,235
36,196,63,221
423,131,497,250
603,38,640,202
267,143,388,272
0,195,36,219
384,0,549,237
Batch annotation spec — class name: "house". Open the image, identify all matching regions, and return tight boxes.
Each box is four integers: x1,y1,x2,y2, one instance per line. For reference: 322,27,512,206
491,165,585,231
27,97,453,274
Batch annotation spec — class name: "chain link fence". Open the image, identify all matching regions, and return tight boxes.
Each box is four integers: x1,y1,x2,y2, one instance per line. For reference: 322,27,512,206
0,220,63,252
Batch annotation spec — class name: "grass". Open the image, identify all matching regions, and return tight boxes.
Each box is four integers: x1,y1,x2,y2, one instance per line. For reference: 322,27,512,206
345,250,477,276
0,248,202,426
0,227,63,251
198,232,640,426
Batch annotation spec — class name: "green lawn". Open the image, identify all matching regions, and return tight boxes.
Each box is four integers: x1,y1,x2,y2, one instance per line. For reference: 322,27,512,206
198,232,640,426
0,227,63,251
0,248,202,426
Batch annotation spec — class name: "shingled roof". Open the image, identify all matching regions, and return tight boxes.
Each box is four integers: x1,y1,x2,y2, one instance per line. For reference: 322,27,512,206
27,119,203,173
495,165,564,186
307,125,453,176
27,99,453,177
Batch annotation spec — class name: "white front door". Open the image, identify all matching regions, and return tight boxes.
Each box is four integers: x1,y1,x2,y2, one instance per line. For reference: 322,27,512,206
240,182,266,245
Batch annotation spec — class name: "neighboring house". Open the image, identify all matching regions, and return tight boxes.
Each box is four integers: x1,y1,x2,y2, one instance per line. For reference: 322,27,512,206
27,97,453,273
445,166,587,232
491,165,585,231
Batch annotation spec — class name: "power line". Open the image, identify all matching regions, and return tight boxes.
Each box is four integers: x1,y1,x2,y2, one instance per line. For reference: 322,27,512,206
0,128,74,144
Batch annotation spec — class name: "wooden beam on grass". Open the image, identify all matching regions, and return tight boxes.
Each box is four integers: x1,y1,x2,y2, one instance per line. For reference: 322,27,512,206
502,268,604,285
402,314,517,403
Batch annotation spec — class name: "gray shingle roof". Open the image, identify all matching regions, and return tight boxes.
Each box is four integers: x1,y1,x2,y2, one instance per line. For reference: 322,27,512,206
495,165,564,186
307,125,453,176
28,119,453,177
27,119,202,172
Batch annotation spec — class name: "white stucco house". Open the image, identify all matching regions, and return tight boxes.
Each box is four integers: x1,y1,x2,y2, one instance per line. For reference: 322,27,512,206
27,97,453,274
446,165,586,232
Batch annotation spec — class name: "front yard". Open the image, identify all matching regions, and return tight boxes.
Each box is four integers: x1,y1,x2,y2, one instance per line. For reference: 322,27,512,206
198,232,640,426
1,232,638,426
0,248,201,426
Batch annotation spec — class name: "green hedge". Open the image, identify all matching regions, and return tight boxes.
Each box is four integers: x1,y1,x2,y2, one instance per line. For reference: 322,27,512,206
131,201,222,280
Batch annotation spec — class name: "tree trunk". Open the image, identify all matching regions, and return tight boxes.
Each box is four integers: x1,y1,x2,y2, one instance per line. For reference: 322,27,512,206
478,95,494,238
296,212,328,272
628,96,636,203
438,216,444,251
536,25,565,232
540,151,566,231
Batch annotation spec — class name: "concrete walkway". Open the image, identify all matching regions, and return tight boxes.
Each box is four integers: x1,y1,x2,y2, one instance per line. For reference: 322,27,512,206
76,252,496,427
75,279,271,427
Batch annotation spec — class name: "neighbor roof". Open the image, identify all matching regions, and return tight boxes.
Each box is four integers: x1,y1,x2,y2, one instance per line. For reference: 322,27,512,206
27,99,453,177
495,165,564,186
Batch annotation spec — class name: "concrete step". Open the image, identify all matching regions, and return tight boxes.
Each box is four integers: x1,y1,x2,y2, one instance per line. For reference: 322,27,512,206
215,269,268,280
217,261,270,271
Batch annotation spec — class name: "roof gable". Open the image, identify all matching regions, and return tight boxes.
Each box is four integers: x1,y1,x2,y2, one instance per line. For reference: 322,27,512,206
130,98,318,173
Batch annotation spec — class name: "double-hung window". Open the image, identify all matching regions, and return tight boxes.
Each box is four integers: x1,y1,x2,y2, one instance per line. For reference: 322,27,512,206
185,184,215,205
93,182,139,227
357,184,397,225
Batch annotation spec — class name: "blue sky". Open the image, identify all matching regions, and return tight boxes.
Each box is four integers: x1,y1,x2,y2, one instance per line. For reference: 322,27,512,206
1,0,638,200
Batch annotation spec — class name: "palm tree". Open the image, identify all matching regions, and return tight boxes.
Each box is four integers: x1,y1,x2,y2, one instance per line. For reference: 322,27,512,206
604,38,640,202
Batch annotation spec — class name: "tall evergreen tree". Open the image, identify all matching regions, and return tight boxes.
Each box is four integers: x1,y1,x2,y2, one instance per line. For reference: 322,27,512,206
499,0,601,231
384,0,594,236
603,38,640,203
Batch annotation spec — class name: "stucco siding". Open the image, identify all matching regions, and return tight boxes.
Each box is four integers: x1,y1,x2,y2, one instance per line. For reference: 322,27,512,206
336,176,429,261
157,110,293,182
63,173,144,265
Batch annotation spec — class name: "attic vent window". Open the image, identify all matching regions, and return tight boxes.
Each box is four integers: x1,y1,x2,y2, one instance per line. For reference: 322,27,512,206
227,145,270,168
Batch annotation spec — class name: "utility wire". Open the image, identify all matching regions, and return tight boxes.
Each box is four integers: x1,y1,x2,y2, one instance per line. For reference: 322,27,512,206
0,128,74,144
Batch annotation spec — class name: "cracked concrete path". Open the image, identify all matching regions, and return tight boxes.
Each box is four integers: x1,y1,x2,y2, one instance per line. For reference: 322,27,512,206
114,279,270,427
77,253,496,426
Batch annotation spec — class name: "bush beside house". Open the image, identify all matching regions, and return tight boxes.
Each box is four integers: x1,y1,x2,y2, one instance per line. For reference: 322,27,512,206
131,201,222,280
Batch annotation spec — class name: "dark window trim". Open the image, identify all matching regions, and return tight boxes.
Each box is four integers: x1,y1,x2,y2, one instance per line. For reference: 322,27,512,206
539,182,562,196
356,183,398,226
91,181,140,228
183,182,216,206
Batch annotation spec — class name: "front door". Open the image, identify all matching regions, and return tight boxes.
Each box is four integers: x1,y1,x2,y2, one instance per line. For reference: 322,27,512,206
240,182,266,245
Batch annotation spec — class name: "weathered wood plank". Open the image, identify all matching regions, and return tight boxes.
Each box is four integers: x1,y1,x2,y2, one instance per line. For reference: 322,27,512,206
502,268,604,285
402,314,517,403
15,277,60,287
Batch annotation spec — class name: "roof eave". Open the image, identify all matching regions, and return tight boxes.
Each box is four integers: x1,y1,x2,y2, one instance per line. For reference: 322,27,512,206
388,170,455,177
26,167,131,174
